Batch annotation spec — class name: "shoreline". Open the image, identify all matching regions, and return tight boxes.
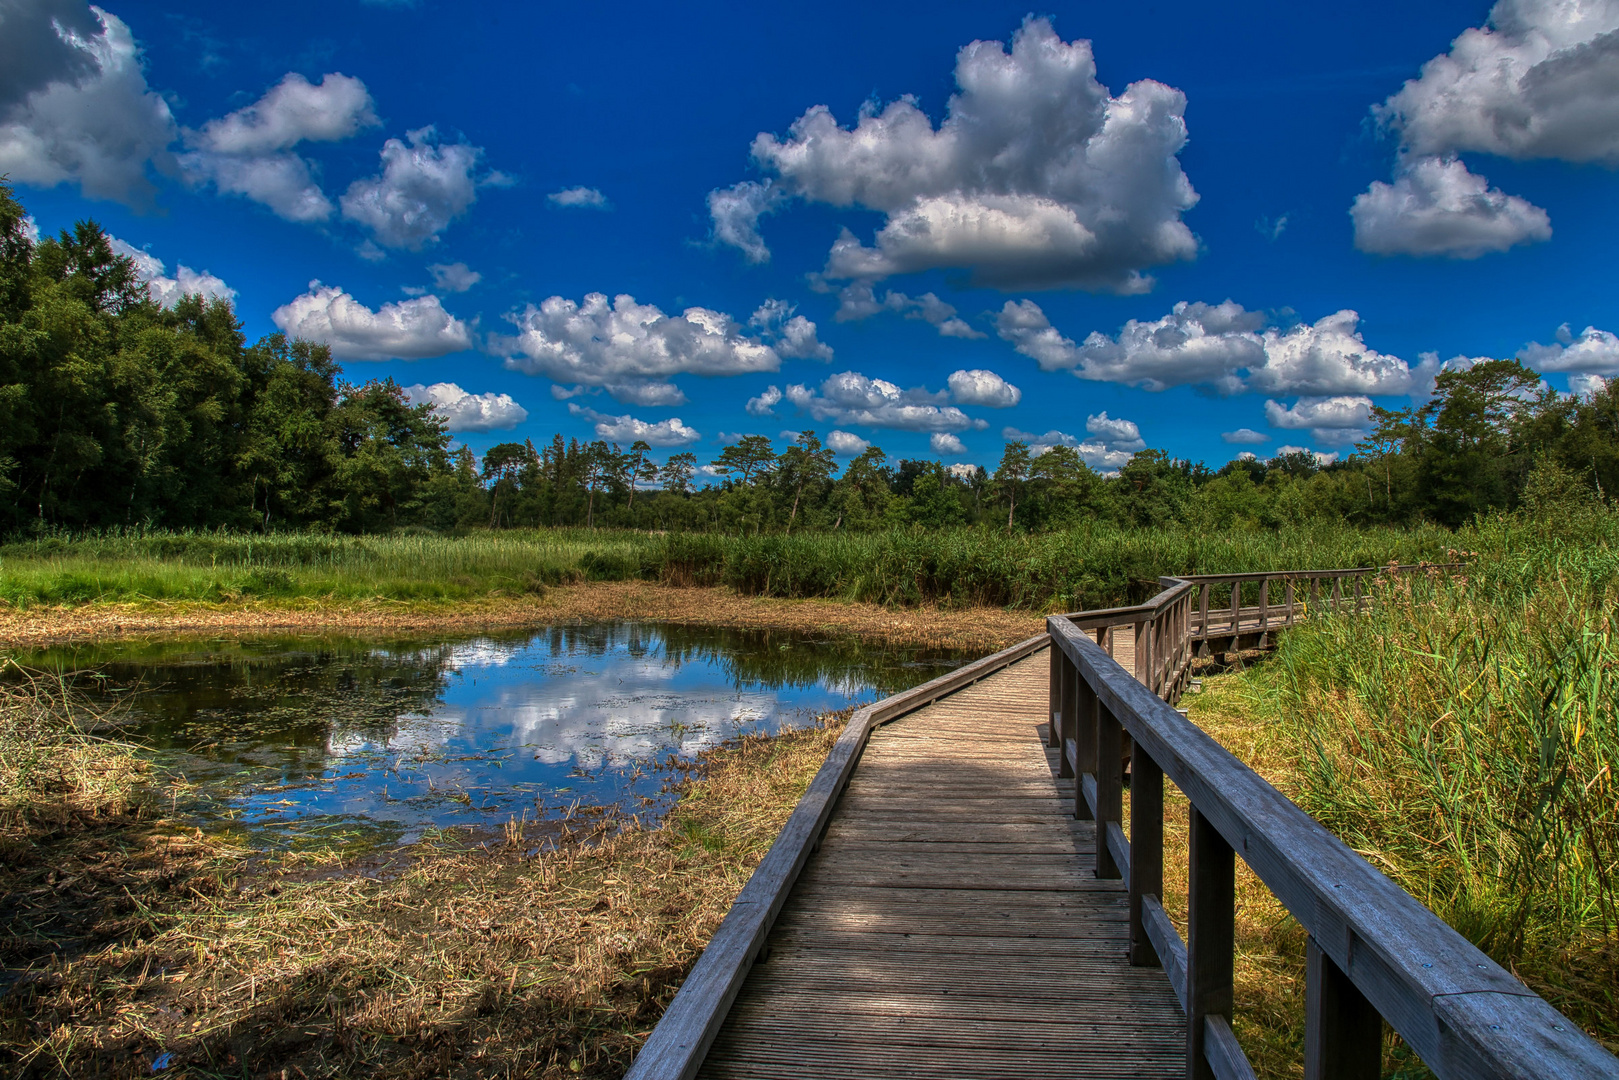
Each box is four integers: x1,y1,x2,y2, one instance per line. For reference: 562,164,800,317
0,580,1046,654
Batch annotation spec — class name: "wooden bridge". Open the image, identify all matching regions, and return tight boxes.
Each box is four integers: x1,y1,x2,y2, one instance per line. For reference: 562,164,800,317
629,567,1618,1080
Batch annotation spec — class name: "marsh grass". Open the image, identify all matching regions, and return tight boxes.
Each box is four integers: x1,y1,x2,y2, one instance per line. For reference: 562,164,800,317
1173,513,1619,1077
0,522,1455,613
0,692,845,1079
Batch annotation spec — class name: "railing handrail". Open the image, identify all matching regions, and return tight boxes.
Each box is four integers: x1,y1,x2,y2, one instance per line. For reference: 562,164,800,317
1046,560,1616,1080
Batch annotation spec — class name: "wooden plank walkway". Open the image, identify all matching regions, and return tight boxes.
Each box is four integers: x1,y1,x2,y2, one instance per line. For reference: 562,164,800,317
698,646,1183,1079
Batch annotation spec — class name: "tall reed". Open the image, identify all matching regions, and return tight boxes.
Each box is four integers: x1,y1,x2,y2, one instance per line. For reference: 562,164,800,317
1248,514,1619,1039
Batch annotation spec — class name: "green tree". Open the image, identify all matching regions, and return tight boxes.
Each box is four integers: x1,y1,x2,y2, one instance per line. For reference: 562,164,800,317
992,441,1032,530
776,430,836,532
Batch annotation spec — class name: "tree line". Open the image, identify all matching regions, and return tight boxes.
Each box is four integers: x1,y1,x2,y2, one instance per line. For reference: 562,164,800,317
2,184,1613,537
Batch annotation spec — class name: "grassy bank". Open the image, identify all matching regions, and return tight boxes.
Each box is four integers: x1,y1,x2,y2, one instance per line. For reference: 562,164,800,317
0,522,1456,613
1,669,845,1079
1176,509,1619,1074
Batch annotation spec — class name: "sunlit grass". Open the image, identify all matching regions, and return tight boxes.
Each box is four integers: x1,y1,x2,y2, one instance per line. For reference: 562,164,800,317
0,521,1457,612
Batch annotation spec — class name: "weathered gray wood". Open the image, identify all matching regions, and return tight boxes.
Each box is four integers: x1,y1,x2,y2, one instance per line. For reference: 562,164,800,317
1130,744,1165,968
1186,805,1236,1080
1204,1016,1259,1080
1095,701,1123,879
627,632,1047,1080
1142,895,1188,1011
1046,614,1619,1080
1305,935,1381,1080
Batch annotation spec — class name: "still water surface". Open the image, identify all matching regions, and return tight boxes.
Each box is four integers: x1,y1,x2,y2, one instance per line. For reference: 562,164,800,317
17,623,967,851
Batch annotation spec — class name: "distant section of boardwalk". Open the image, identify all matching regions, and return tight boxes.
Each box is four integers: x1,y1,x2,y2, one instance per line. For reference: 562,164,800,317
698,644,1182,1079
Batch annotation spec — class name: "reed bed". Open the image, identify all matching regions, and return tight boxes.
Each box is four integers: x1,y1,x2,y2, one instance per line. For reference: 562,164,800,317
0,522,1455,613
0,692,845,1079
1170,512,1619,1077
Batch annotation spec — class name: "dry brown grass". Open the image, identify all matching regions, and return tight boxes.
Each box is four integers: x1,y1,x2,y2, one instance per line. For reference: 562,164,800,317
0,713,846,1078
0,580,1045,655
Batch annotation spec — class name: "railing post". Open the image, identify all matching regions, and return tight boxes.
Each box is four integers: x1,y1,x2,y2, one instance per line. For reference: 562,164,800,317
1304,936,1382,1080
1284,578,1295,626
1094,700,1123,878
1310,577,1320,615
1129,743,1163,966
1074,669,1097,822
1186,806,1235,1080
1331,577,1343,611
1229,580,1241,635
1198,582,1210,639
1057,652,1076,779
1048,641,1062,749
1134,620,1150,686
1258,576,1270,634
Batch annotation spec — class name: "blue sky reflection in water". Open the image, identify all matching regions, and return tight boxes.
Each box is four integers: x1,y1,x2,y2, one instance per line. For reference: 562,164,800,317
19,623,965,851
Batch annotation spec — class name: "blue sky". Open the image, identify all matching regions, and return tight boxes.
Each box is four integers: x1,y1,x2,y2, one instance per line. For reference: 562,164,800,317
7,0,1619,473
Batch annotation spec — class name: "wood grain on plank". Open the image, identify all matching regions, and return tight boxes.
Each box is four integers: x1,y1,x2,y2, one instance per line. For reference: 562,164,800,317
697,648,1184,1079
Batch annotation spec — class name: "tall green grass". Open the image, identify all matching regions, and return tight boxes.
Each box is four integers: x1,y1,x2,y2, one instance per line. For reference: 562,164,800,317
0,521,1456,611
1244,512,1619,1041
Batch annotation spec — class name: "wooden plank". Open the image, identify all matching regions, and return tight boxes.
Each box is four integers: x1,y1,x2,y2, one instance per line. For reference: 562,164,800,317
687,643,1184,1080
1204,1016,1260,1080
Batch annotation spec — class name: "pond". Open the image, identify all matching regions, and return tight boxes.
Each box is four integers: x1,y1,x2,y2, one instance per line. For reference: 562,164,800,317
15,622,969,853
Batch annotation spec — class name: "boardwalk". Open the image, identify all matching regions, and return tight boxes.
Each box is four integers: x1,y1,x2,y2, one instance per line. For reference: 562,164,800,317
699,645,1184,1079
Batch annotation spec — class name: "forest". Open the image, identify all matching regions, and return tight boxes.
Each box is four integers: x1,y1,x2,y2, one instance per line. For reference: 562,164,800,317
3,183,1615,538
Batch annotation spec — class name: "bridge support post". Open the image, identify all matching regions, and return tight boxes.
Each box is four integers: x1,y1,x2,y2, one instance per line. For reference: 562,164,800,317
1057,654,1076,779
1186,806,1234,1080
1074,670,1097,822
1048,644,1061,749
1128,744,1163,966
1304,936,1382,1080
1094,702,1123,878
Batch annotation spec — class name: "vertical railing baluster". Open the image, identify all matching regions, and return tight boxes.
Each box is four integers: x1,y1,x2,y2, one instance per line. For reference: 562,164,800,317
1186,807,1235,1080
1332,577,1343,611
1285,578,1295,626
1075,669,1097,822
1057,651,1077,779
1229,580,1241,636
1129,743,1164,966
1094,700,1123,878
1198,583,1210,641
1048,641,1062,748
1258,576,1270,636
1310,577,1320,616
1304,937,1382,1080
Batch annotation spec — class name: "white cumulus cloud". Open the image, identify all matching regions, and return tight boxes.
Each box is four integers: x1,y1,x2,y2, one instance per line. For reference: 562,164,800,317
567,404,700,447
749,299,833,361
500,292,780,405
1222,428,1269,445
547,186,609,209
997,299,1436,396
271,281,472,360
1519,323,1619,375
1380,0,1619,164
946,368,1021,408
930,432,967,455
785,371,981,433
341,127,492,249
428,262,480,292
1264,395,1374,447
1351,155,1550,257
109,236,235,309
826,429,870,455
711,17,1198,292
404,382,527,432
180,72,376,223
0,5,175,204
746,385,783,416
1569,373,1610,396
1351,0,1619,258
1085,411,1145,451
831,282,984,338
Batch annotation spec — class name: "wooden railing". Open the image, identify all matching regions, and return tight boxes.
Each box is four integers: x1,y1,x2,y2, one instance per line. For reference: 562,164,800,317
1047,564,1618,1080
